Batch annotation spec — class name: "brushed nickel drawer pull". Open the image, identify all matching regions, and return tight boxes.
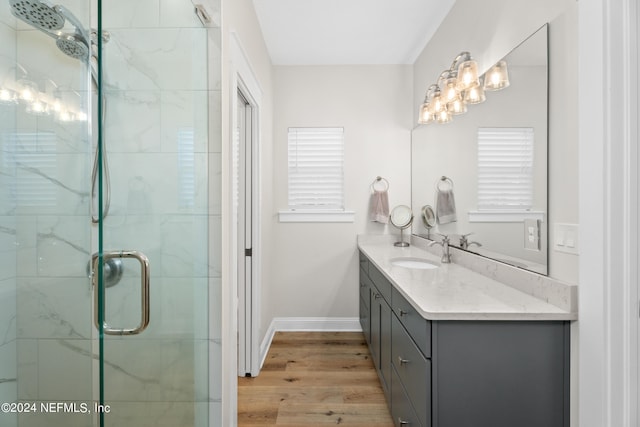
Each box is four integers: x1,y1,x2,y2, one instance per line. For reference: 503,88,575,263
399,418,410,425
399,309,408,316
398,356,410,365
374,293,382,299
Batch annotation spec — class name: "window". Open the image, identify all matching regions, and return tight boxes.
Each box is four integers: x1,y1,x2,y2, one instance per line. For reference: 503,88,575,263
477,127,534,211
280,127,353,222
287,127,344,210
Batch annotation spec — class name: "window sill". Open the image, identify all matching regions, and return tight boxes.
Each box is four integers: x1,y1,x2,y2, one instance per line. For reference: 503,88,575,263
278,210,355,223
468,210,545,223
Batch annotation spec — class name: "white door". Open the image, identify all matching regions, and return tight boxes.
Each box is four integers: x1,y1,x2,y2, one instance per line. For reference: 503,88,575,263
236,89,260,376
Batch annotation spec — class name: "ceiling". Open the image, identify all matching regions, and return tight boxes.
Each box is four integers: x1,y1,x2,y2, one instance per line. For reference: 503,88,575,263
251,0,456,65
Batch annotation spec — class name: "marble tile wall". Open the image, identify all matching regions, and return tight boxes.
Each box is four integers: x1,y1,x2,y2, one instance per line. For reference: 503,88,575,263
0,0,222,425
0,3,18,427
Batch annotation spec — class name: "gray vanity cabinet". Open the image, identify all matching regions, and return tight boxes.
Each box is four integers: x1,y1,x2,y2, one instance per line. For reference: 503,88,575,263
359,252,392,401
358,251,570,427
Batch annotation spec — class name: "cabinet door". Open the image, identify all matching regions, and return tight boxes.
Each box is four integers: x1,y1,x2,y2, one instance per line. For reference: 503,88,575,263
370,287,382,368
380,297,392,399
359,295,370,344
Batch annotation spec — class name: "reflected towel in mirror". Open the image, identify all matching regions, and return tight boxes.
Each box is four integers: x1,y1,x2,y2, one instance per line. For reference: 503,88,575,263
436,188,457,224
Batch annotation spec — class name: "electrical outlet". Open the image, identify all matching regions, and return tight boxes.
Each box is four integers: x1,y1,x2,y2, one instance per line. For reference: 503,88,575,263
524,219,541,251
554,223,579,255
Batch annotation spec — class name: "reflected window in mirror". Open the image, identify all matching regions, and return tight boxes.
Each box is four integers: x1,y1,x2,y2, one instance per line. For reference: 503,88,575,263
476,127,534,212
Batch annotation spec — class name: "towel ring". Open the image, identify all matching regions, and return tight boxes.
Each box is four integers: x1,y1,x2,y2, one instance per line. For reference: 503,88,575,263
436,176,454,191
371,176,389,192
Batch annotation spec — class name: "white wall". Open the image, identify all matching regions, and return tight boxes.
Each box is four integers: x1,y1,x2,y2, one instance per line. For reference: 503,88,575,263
412,0,578,284
269,65,412,323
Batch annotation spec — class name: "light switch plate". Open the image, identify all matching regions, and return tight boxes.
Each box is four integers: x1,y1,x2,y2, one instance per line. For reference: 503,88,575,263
524,219,541,251
554,223,579,255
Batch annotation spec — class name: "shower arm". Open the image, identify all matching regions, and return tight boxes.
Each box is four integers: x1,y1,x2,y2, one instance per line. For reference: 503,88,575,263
53,4,90,41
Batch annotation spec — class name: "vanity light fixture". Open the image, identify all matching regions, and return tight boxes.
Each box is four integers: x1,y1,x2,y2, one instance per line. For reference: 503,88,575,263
418,52,509,125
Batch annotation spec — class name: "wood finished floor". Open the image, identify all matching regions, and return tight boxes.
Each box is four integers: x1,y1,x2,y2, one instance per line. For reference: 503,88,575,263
237,332,394,426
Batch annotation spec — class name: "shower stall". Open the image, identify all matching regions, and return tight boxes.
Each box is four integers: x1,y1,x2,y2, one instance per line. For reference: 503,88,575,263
0,0,222,425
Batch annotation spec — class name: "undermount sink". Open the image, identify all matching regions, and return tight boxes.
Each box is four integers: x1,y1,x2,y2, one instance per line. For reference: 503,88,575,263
390,257,439,270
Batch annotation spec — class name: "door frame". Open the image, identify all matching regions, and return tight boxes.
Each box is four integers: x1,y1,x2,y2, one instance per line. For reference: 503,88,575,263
229,32,263,378
578,0,638,426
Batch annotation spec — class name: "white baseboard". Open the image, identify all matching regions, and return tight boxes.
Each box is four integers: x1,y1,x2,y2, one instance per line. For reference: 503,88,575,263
259,317,362,369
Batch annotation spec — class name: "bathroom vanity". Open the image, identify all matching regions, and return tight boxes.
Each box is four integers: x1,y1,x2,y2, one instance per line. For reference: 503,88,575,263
358,235,576,427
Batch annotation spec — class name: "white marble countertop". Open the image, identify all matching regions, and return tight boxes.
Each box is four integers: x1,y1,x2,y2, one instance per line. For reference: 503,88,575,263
358,235,577,321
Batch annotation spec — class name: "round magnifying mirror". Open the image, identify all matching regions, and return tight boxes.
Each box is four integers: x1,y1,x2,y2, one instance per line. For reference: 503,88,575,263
421,205,435,229
390,205,413,247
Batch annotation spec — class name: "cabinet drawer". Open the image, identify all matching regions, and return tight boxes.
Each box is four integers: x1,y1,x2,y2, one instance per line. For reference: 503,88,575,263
368,262,392,303
392,315,431,427
391,364,424,427
392,286,431,358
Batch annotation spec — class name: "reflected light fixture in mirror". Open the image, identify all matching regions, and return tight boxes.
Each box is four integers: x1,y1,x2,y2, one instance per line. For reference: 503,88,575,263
484,60,510,90
0,88,17,104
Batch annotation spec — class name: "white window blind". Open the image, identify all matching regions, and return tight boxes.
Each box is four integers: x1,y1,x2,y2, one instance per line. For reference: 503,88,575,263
3,132,57,207
477,127,534,211
287,127,344,210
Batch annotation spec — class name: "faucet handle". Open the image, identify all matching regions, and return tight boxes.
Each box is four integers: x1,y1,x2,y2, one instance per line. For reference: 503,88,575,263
434,232,449,243
459,232,473,244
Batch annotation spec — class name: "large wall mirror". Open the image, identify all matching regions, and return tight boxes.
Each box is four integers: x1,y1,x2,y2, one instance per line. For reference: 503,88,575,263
411,24,548,275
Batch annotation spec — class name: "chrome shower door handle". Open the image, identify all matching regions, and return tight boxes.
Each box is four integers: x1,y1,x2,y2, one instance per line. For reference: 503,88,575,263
93,250,150,335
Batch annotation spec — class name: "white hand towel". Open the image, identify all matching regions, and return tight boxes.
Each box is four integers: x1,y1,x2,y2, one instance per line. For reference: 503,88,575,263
370,190,389,223
436,188,457,224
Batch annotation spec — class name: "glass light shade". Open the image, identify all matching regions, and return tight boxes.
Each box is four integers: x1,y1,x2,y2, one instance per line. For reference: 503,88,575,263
456,60,480,90
436,109,452,124
443,77,460,103
463,84,486,104
484,60,510,90
428,91,445,114
418,102,433,124
0,88,17,104
447,98,467,115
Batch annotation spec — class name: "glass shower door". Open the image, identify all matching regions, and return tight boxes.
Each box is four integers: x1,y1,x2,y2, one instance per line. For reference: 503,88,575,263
0,1,94,426
96,0,219,426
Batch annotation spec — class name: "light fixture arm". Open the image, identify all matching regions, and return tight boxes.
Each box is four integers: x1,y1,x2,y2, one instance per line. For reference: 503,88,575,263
449,51,472,71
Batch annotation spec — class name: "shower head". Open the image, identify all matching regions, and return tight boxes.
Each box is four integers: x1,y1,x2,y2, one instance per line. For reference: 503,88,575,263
56,33,89,60
9,0,65,31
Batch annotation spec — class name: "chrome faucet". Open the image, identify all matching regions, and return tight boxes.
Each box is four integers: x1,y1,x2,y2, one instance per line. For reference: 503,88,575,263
429,234,451,263
459,233,482,250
